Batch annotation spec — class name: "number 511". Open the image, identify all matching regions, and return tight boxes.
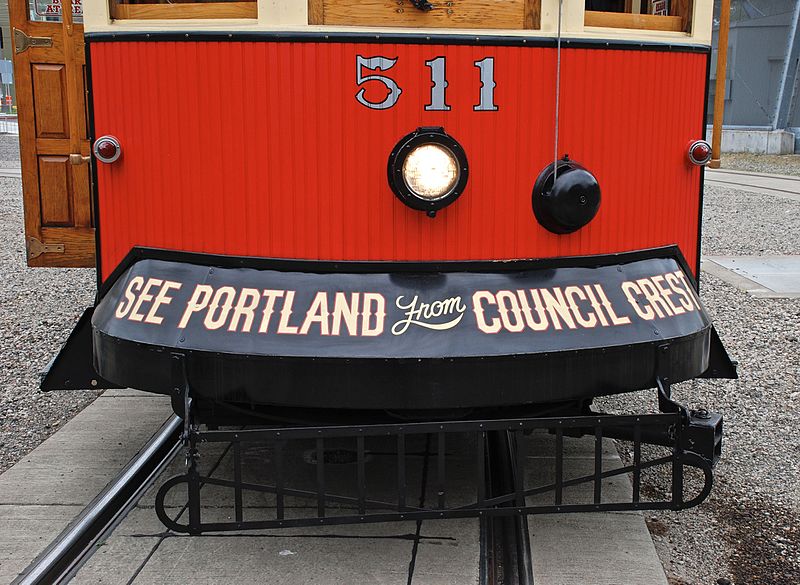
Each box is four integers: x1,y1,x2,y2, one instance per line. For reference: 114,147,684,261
355,55,497,112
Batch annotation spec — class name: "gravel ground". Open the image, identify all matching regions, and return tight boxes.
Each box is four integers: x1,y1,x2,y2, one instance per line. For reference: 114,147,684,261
0,135,97,474
701,186,800,256
599,176,800,584
722,153,800,177
0,134,19,165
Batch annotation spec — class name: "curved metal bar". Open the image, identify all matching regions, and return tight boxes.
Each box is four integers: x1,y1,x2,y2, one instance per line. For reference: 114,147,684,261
155,475,193,533
677,453,714,510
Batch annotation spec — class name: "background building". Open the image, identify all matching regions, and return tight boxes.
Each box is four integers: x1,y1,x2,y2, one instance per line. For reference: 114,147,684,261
709,0,800,153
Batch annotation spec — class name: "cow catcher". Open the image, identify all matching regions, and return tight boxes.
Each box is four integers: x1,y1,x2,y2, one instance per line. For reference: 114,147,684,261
25,0,735,533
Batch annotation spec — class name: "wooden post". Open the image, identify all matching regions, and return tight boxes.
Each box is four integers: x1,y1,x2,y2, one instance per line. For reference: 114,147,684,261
709,0,731,169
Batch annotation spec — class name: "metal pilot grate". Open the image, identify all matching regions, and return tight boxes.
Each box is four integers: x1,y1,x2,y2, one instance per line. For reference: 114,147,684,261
155,413,715,534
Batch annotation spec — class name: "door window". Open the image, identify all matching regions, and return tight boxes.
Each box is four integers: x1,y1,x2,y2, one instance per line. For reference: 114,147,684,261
29,0,83,23
585,0,693,32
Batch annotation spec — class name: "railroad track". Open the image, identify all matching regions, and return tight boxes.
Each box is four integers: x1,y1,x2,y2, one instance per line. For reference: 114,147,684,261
11,416,182,585
480,431,535,585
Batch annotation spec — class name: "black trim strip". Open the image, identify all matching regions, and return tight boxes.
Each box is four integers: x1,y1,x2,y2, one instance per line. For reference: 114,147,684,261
695,50,712,290
84,31,711,53
98,244,697,299
85,42,102,292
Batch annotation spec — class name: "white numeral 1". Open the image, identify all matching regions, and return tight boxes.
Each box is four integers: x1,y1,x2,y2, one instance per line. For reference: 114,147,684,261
474,57,498,111
425,57,451,111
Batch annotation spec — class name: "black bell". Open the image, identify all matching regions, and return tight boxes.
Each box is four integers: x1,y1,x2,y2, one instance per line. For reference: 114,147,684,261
531,158,601,234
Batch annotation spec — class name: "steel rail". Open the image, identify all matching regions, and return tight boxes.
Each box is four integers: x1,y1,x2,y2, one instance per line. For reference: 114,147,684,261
12,415,182,585
480,431,535,585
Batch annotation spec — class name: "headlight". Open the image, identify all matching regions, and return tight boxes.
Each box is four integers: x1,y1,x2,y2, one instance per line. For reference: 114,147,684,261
388,127,468,216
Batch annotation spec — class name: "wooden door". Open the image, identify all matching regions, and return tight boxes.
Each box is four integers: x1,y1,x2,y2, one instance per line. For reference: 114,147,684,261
10,0,94,267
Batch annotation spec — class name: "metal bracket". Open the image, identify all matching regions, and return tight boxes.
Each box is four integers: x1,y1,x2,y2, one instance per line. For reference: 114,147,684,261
410,0,434,11
13,28,53,54
655,343,689,421
169,353,203,534
26,237,64,259
170,353,199,477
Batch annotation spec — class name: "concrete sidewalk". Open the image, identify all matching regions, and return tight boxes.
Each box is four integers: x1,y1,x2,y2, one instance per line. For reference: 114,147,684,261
703,256,800,298
0,390,171,583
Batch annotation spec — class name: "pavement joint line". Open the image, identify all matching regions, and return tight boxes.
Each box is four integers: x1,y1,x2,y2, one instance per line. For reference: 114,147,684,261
406,434,433,585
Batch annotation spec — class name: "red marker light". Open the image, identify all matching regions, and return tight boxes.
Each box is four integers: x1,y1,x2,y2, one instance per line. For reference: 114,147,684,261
688,140,712,166
93,136,122,164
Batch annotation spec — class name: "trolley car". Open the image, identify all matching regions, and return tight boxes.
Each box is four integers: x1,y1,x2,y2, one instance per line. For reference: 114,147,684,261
25,0,736,531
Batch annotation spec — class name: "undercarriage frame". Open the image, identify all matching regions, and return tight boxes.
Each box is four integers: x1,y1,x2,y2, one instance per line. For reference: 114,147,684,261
155,347,722,534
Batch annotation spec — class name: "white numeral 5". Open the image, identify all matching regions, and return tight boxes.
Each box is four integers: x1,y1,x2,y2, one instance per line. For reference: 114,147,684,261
355,55,403,110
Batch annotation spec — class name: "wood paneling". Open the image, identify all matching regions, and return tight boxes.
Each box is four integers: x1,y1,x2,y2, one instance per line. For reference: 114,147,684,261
308,0,324,25
308,0,541,29
111,2,256,20
584,11,684,32
70,160,92,227
41,226,96,267
38,155,72,226
10,0,94,267
32,64,69,139
523,0,540,30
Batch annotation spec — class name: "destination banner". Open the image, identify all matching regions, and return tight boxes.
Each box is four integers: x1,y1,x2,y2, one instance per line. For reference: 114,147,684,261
92,255,710,359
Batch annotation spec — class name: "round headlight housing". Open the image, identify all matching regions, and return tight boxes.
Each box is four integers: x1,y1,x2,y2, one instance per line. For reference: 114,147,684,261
388,127,468,215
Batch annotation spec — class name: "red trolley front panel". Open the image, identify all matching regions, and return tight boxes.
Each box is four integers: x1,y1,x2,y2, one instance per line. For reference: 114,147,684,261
89,39,708,280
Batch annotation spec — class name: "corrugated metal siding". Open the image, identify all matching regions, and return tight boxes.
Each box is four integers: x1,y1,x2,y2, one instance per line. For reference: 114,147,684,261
90,41,707,280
